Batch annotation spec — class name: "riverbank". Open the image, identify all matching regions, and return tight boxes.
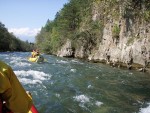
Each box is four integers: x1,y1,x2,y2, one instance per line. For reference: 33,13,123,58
56,36,150,73
89,59,150,73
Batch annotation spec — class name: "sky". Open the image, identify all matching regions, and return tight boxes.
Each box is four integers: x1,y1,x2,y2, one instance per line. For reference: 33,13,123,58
0,0,68,42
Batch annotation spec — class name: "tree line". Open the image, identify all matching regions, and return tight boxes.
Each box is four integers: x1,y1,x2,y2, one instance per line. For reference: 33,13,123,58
0,22,34,52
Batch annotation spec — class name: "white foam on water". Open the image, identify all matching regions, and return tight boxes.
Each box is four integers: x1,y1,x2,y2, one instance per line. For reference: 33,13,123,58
71,59,80,63
139,103,150,113
70,69,76,72
2,55,9,59
13,62,31,67
10,56,22,61
55,93,60,98
9,56,31,67
71,59,84,65
95,101,103,107
18,78,42,84
96,76,99,79
14,70,51,85
57,60,68,64
73,95,90,103
73,94,103,110
87,85,93,89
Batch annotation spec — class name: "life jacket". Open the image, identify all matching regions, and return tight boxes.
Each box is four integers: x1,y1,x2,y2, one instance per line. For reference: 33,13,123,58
0,61,33,113
31,52,39,58
31,52,36,58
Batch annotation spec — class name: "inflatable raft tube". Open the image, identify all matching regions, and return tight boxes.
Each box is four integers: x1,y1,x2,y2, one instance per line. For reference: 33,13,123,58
28,55,44,63
30,104,39,113
0,101,38,113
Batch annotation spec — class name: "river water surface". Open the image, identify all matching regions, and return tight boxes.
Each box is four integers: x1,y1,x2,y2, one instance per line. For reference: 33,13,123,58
0,52,150,113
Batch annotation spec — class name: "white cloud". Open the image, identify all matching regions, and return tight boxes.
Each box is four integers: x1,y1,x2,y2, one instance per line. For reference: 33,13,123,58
8,27,41,42
8,27,41,37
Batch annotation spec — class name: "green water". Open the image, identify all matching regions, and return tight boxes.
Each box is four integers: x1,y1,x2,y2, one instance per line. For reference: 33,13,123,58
0,52,150,113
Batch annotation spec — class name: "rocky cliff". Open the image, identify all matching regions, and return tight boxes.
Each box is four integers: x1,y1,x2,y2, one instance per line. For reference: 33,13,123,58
89,19,150,71
57,1,150,72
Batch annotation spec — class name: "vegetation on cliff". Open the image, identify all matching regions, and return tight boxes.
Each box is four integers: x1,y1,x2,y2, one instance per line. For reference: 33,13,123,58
35,0,150,54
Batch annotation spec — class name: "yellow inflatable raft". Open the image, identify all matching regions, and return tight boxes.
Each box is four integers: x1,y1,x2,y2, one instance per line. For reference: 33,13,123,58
28,55,44,63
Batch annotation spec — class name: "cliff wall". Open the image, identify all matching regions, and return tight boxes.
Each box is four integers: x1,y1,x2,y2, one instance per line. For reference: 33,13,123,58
57,1,150,72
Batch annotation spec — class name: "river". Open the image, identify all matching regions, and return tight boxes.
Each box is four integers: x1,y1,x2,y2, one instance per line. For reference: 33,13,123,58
0,52,150,113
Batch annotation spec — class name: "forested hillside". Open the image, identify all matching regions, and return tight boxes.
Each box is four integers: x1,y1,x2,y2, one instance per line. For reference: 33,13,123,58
0,22,34,52
36,0,150,71
36,0,93,54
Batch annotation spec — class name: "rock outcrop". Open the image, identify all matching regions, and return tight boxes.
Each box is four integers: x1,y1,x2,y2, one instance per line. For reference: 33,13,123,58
57,1,150,72
88,18,150,71
57,19,150,72
57,39,74,57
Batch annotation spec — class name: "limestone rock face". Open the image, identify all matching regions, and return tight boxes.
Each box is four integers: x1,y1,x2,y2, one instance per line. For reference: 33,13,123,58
57,39,74,57
74,46,85,58
88,18,150,69
57,2,150,71
57,18,150,70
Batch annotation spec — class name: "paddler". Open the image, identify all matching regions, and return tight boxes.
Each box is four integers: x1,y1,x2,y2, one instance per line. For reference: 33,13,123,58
35,49,40,56
0,60,38,113
31,49,40,58
31,50,36,58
